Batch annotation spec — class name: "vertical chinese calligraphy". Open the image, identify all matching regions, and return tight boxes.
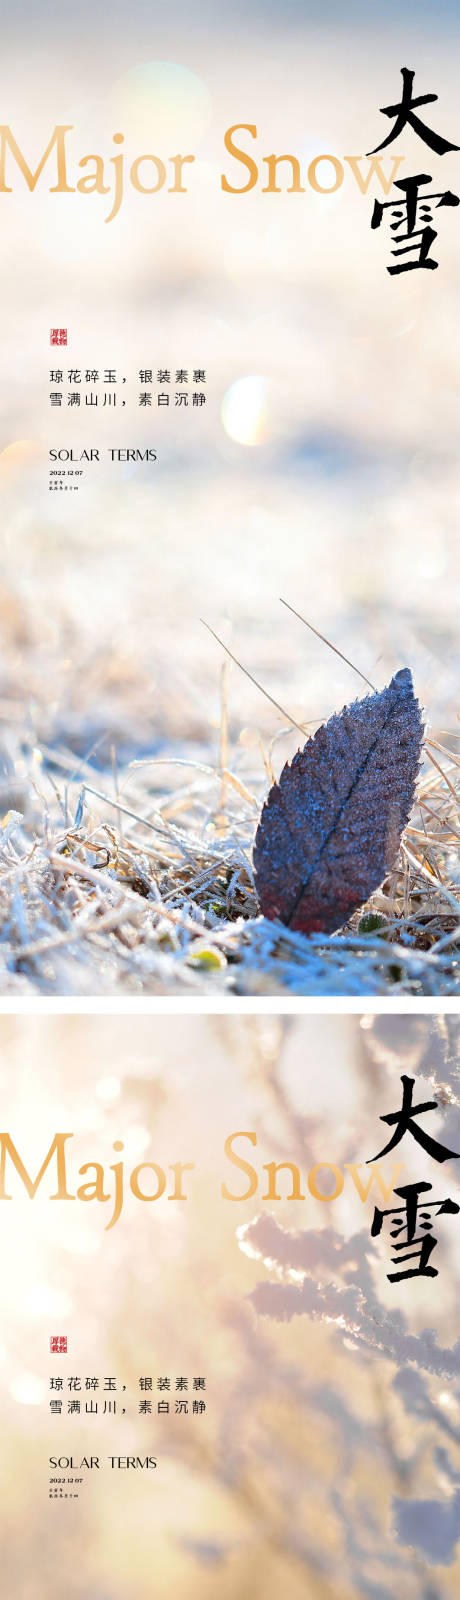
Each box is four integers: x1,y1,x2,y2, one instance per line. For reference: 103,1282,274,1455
368,1076,460,1283
369,69,459,273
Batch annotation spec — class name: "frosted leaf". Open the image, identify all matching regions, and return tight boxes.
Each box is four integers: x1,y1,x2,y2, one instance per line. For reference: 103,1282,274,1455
254,669,423,935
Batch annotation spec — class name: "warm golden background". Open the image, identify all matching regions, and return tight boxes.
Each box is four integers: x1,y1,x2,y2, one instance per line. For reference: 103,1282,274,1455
0,1012,459,1599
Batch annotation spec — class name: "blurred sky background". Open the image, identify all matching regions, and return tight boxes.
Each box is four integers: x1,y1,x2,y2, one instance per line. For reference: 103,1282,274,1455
0,0,459,768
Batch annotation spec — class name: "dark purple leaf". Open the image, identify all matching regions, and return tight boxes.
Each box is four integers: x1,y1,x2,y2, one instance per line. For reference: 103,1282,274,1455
253,669,423,936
